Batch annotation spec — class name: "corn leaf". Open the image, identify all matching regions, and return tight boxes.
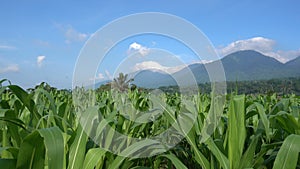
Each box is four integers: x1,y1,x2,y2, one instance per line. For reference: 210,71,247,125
39,126,65,169
82,148,106,169
161,153,188,169
228,95,246,169
68,106,98,169
273,134,300,169
16,130,45,169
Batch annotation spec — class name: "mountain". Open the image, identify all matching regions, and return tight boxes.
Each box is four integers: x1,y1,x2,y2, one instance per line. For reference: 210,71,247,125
221,50,287,81
100,50,300,88
94,80,111,88
284,56,300,78
132,70,176,88
167,50,296,85
286,56,300,66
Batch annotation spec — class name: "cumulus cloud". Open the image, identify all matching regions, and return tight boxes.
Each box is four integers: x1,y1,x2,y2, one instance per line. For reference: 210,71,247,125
276,49,300,62
133,61,186,74
218,37,275,56
128,42,150,56
0,64,19,73
37,55,46,67
217,37,300,63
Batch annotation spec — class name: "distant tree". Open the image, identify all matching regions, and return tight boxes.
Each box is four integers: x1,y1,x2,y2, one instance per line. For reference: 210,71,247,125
130,84,137,91
96,83,111,93
111,73,134,92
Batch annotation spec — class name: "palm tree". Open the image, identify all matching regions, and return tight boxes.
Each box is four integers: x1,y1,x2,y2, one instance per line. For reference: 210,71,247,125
111,73,134,92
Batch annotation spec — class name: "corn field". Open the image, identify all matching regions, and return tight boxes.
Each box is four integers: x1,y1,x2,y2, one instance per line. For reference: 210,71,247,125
0,79,300,169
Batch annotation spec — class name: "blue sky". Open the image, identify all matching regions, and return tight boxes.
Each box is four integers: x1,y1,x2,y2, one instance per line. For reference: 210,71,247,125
0,0,300,88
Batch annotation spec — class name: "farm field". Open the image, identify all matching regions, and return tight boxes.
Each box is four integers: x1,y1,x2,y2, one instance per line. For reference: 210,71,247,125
1,1,300,169
0,79,300,169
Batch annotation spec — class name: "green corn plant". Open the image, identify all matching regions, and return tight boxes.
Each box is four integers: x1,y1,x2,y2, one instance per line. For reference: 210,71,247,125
0,80,300,169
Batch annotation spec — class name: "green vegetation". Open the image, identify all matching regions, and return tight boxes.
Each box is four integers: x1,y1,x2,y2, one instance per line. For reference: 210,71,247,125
111,73,134,92
0,79,300,168
159,77,300,95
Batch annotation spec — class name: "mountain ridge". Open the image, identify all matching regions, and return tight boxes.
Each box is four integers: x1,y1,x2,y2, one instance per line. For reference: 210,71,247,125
97,50,300,88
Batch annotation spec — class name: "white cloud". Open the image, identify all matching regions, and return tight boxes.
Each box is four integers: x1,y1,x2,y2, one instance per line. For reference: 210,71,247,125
129,42,142,50
128,42,150,56
190,60,214,64
55,23,88,44
0,45,16,50
133,61,186,74
276,49,300,62
64,27,88,44
218,37,275,56
89,73,105,81
0,64,19,73
217,37,300,63
37,55,46,67
105,70,113,80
